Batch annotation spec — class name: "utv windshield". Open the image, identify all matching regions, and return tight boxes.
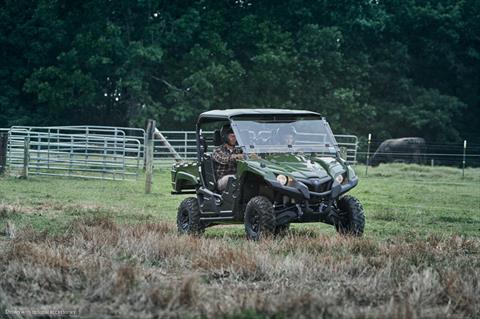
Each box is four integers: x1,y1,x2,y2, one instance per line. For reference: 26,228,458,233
231,116,339,155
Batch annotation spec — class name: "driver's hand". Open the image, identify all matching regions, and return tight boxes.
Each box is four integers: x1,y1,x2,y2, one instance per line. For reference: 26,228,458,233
249,153,259,160
233,154,245,160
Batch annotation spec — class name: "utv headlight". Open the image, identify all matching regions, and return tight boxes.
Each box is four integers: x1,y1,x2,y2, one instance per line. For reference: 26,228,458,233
276,174,288,186
335,174,344,184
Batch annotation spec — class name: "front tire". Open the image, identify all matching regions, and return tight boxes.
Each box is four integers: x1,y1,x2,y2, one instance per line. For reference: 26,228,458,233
244,196,276,240
177,197,203,235
335,195,365,236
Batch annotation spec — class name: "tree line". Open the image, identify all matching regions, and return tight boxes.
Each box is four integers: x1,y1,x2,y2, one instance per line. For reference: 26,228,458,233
1,0,479,144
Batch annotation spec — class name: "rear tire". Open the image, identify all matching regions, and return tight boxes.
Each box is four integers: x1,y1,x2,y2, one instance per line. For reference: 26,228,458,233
177,197,203,235
335,195,365,236
244,196,276,240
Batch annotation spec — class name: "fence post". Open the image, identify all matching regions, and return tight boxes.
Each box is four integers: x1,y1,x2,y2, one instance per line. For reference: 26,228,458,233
145,119,156,194
365,133,371,176
184,131,188,159
143,131,147,171
0,133,7,175
462,140,467,179
21,137,30,179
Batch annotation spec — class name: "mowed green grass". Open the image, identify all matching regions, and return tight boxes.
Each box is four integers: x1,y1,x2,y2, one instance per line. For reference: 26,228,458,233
0,163,479,240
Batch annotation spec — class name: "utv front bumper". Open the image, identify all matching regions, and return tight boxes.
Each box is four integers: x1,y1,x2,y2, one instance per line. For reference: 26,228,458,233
268,176,359,226
267,176,358,200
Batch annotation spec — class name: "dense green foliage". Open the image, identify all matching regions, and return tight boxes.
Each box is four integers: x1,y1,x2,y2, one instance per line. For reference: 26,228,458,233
1,0,479,143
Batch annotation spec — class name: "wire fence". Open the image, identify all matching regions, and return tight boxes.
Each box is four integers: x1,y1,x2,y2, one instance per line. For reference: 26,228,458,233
1,126,479,181
355,137,480,168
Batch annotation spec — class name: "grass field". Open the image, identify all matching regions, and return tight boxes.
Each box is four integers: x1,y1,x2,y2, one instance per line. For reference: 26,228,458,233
0,163,479,318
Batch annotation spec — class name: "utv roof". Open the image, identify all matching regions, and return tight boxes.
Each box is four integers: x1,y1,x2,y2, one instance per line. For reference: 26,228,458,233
198,108,321,123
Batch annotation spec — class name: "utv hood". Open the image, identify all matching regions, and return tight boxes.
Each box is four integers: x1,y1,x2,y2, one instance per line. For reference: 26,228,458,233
242,153,345,181
239,153,357,200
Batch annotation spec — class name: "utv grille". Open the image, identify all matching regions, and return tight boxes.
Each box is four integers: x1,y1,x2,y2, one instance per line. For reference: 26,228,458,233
305,177,332,193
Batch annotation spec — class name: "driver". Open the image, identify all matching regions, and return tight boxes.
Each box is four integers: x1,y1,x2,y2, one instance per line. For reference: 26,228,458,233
212,125,244,192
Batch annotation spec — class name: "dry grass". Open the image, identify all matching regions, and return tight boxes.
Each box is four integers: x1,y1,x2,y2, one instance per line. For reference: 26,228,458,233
0,201,110,217
0,216,478,318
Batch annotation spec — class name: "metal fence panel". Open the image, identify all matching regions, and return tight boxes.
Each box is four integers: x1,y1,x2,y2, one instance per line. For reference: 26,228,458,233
7,126,142,180
3,126,359,175
153,131,358,166
334,135,358,164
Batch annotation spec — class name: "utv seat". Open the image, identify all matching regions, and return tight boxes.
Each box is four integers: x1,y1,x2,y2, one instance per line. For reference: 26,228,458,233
201,129,224,192
213,129,222,147
202,154,218,191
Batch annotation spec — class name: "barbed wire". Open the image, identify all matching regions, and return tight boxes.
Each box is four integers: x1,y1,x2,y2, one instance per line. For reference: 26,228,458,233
357,151,480,157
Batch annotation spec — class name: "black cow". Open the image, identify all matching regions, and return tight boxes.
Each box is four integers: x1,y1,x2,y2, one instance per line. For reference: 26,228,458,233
369,137,426,166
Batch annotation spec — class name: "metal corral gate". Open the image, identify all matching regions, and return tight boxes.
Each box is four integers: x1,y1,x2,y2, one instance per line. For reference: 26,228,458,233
154,132,358,166
7,126,142,180
3,126,358,178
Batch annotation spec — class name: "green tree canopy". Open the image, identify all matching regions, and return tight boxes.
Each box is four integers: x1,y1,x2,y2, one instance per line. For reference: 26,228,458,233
0,0,478,143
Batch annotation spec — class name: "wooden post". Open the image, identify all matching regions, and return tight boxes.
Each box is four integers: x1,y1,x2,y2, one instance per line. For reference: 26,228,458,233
462,140,467,179
0,133,7,175
21,136,30,179
365,133,371,176
145,119,156,194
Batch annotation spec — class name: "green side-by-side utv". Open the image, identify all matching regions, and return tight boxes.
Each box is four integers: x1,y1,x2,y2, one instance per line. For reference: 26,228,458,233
171,109,365,240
